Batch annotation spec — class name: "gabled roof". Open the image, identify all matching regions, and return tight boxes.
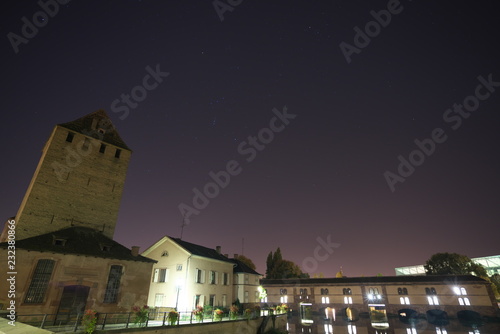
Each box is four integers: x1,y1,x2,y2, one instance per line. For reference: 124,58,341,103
261,275,487,285
0,226,156,263
168,237,233,263
230,258,262,276
58,109,130,150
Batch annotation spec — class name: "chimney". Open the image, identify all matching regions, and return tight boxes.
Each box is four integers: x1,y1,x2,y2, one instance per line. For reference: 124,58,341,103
216,246,221,254
234,253,238,259
131,246,140,257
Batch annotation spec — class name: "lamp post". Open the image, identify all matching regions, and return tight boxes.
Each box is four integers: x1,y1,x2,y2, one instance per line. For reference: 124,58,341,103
175,278,184,311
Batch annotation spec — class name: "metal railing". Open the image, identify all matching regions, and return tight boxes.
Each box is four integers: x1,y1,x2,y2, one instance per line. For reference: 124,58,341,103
9,309,272,333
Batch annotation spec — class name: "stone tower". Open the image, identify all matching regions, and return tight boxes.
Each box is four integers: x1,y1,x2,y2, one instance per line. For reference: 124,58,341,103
8,110,131,241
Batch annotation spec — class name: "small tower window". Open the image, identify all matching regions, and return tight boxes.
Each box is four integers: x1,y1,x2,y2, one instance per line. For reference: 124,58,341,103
99,144,106,153
66,132,74,143
115,149,121,158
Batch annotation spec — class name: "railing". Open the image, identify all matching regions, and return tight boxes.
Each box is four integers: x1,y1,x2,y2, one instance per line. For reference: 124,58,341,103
9,309,275,333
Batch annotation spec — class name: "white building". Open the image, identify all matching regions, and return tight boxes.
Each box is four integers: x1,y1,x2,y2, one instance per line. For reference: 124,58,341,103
142,236,262,312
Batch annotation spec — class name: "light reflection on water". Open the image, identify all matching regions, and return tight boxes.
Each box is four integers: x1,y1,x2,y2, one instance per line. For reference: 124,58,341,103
284,315,500,334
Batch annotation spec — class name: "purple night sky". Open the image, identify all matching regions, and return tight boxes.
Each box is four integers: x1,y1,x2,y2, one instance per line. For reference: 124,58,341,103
1,1,499,277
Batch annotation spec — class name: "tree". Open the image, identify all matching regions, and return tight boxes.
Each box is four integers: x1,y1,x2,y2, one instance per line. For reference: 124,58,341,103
424,252,487,276
236,254,256,271
265,248,309,279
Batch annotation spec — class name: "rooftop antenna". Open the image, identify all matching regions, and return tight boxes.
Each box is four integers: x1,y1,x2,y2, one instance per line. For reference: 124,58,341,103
242,237,244,255
180,213,188,240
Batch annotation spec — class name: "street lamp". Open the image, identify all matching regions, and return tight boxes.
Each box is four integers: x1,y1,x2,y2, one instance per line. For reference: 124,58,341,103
175,278,184,311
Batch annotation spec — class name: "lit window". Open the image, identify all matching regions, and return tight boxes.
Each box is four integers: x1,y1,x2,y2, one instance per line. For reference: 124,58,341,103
461,287,467,295
400,296,411,305
344,296,353,304
407,328,417,334
280,295,288,303
321,296,330,304
427,296,434,305
459,298,464,306
433,296,439,305
464,297,470,305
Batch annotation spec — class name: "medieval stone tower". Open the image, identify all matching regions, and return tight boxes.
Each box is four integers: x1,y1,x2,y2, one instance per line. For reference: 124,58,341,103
7,110,131,241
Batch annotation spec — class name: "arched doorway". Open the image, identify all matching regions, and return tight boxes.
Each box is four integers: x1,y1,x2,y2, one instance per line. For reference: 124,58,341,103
55,285,90,324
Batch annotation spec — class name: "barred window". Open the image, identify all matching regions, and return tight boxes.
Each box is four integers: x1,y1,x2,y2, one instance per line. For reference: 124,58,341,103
103,265,123,303
24,259,55,304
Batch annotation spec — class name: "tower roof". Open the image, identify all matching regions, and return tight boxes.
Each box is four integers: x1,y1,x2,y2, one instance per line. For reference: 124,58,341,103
58,110,130,150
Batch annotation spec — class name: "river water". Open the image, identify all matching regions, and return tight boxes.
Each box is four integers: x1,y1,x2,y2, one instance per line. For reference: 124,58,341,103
283,315,500,334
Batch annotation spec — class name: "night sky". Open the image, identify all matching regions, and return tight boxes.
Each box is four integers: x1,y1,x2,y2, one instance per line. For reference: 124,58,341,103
2,1,499,277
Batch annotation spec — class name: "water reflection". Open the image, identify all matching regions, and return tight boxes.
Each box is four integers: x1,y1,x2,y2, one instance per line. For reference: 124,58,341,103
285,314,500,334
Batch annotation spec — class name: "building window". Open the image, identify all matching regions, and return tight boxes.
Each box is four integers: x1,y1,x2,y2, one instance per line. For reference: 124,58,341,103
154,294,164,307
115,149,121,158
194,295,201,307
320,288,329,295
244,274,249,284
66,132,74,143
321,296,330,304
223,272,229,285
209,294,215,306
398,287,408,295
427,295,439,305
24,259,55,304
458,297,471,306
244,291,249,303
400,296,411,305
99,144,106,153
280,295,288,303
103,265,123,303
280,289,288,295
425,287,437,295
453,286,467,295
209,271,217,284
299,288,307,295
344,296,353,304
176,264,182,271
153,268,168,283
161,250,168,257
367,287,382,301
343,288,352,295
195,268,205,283
222,294,227,307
